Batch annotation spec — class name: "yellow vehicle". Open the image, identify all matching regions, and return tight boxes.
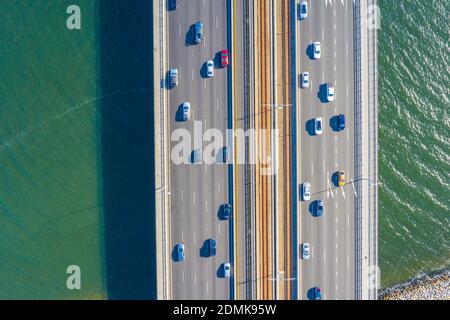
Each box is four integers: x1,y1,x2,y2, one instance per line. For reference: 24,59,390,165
338,171,345,187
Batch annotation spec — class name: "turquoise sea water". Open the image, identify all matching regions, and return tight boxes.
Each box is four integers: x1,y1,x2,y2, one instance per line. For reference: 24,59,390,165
0,0,104,298
379,0,450,287
0,0,156,299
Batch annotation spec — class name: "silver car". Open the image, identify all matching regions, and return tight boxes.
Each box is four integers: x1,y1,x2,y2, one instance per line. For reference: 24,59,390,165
222,262,231,278
206,60,214,77
302,182,311,201
182,102,190,121
313,42,321,59
302,243,310,260
169,68,178,88
301,72,309,88
314,117,323,135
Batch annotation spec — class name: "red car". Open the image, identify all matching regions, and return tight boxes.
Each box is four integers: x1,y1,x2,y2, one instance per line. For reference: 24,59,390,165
220,49,229,67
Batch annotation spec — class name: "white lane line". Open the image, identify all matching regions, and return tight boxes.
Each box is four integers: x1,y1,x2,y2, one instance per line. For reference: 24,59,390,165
336,270,338,278
322,28,324,41
351,178,357,198
334,24,336,31
203,0,206,7
310,83,313,93
182,271,185,283
311,162,314,176
335,202,338,209
205,200,208,214
334,51,337,59
334,65,337,72
181,231,184,241
322,72,325,83
346,42,348,56
342,187,346,199
206,281,209,294
204,79,207,89
336,228,338,236
179,24,182,37
216,99,219,111
334,9,336,17
194,232,196,245
192,68,194,80
346,84,349,97
336,243,338,250
347,256,350,269
334,38,337,44
347,213,350,227
336,285,339,291
180,190,184,201
218,223,221,235
324,250,326,264
216,17,219,29
194,272,197,286
218,182,221,194
193,191,196,204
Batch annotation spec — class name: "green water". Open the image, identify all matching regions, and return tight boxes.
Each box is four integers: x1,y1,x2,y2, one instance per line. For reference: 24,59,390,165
0,0,104,299
379,0,450,287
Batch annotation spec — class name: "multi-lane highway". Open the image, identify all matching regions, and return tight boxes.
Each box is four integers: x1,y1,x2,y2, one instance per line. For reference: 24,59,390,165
167,0,230,300
296,0,355,300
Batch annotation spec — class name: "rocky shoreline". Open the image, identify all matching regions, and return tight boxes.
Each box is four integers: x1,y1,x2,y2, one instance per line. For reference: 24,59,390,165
379,268,450,300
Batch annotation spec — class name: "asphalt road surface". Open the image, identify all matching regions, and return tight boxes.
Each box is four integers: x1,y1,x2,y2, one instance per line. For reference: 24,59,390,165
168,0,230,300
297,0,355,300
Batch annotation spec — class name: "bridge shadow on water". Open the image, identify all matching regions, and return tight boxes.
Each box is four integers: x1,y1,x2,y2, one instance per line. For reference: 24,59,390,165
100,0,156,299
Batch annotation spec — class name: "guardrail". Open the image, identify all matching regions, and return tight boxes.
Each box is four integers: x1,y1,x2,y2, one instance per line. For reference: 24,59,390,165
354,0,379,300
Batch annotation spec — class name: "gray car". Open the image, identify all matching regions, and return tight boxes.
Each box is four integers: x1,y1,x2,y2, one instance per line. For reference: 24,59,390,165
169,68,178,88
181,102,190,121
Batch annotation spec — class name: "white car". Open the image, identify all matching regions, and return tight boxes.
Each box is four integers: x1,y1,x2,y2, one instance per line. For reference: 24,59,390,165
206,60,214,77
302,243,310,260
313,42,321,59
326,83,335,102
302,182,311,201
314,117,323,135
301,72,309,88
182,102,190,121
299,1,308,20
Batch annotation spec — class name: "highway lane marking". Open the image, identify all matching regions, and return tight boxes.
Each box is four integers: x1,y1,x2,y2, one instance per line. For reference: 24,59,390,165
347,128,350,141
324,250,326,264
311,162,314,176
193,191,196,204
336,243,338,249
334,65,337,72
334,38,336,44
341,187,346,199
218,182,221,194
347,213,350,227
336,285,338,291
334,24,336,32
346,84,349,97
194,232,197,245
334,51,337,59
334,9,336,17
218,223,221,235
350,179,357,198
179,24,182,37
322,72,325,83
206,281,209,295
322,28,324,41
216,17,219,29
216,99,219,111
204,79,207,89
181,231,184,241
192,68,194,80
205,200,208,214
182,271,185,283
347,256,350,269
194,272,197,286
180,190,184,201
203,0,206,8
346,42,348,56
335,202,338,209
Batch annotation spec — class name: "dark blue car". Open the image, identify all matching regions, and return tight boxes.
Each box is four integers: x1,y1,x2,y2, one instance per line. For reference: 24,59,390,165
338,114,346,131
175,243,185,262
308,287,322,300
314,200,324,217
221,203,232,220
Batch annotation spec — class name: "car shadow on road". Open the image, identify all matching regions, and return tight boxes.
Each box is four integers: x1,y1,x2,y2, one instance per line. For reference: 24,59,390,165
318,83,329,103
305,118,316,136
306,44,315,60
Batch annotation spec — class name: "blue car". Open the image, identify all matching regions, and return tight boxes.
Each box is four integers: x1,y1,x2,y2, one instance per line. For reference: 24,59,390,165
194,22,203,44
208,239,217,257
314,200,324,217
309,287,322,300
338,114,346,131
175,243,185,262
221,203,232,220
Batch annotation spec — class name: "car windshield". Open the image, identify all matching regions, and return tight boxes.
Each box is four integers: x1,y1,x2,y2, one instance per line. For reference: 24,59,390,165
302,5,306,13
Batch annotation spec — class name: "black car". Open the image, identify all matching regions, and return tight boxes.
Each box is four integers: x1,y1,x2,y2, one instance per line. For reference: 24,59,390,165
221,203,232,220
208,239,217,257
